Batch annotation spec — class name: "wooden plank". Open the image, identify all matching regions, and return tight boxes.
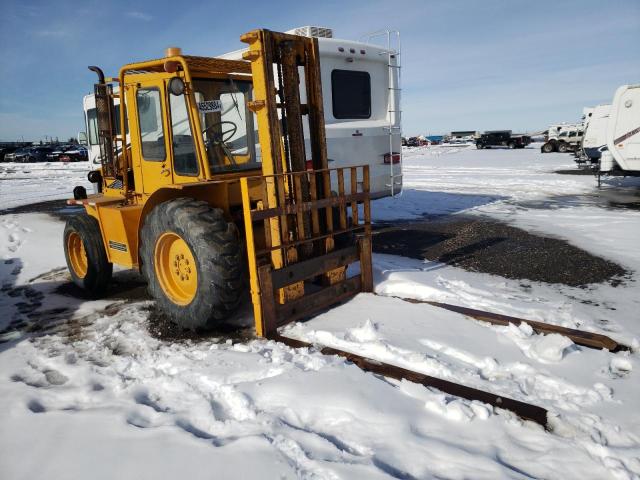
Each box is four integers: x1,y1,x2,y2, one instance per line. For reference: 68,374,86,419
350,167,359,227
323,170,334,235
308,174,320,236
271,334,549,427
250,191,368,221
358,236,374,293
362,166,371,234
274,173,290,257
337,169,347,229
293,173,307,242
276,276,362,326
256,225,366,256
257,264,278,337
260,180,272,250
271,245,359,289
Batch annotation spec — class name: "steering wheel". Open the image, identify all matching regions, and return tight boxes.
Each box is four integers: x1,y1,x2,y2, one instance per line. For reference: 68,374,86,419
202,121,238,144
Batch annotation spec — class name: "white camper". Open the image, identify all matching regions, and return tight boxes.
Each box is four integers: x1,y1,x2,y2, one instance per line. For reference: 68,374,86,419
582,104,610,162
600,84,640,175
219,26,403,198
83,90,126,166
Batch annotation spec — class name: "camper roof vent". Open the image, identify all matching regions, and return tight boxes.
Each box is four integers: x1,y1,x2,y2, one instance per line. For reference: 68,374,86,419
286,26,333,38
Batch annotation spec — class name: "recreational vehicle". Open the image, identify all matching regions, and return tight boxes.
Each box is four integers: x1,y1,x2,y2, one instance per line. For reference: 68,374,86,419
581,104,610,162
600,84,640,175
219,26,403,197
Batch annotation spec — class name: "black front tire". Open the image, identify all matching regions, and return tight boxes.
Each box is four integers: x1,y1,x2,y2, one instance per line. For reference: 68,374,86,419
140,198,243,330
63,215,113,296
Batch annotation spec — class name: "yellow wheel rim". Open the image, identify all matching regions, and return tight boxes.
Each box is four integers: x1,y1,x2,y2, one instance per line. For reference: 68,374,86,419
154,232,198,306
67,231,88,279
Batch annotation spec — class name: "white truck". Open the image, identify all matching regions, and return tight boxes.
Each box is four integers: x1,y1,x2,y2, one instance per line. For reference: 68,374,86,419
600,84,640,176
82,26,403,198
541,123,583,153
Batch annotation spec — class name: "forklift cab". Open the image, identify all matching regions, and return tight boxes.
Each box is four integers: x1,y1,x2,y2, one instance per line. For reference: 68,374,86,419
125,70,259,194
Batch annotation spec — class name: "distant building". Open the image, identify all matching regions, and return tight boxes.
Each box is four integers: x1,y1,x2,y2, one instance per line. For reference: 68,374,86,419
449,130,478,139
443,131,478,143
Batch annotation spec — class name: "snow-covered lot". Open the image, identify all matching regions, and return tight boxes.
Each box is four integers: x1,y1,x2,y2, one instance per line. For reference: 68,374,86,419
1,147,639,479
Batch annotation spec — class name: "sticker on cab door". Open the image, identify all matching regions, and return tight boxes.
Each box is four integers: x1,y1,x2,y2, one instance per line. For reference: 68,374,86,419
197,100,223,113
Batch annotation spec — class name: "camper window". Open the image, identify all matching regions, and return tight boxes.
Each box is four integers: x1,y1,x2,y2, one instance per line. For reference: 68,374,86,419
331,69,371,119
86,105,127,146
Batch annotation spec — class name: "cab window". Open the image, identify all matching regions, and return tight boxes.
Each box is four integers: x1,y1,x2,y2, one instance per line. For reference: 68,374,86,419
136,88,166,161
169,93,198,176
193,78,259,173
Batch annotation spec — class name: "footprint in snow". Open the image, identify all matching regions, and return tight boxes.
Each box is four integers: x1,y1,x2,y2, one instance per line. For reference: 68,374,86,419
609,357,632,378
27,398,46,413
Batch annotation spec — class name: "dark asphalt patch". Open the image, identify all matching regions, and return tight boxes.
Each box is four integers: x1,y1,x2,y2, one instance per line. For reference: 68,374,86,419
0,199,82,221
373,216,629,287
554,168,596,175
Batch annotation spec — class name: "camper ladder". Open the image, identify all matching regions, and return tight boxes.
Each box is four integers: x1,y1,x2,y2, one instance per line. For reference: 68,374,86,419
362,29,403,196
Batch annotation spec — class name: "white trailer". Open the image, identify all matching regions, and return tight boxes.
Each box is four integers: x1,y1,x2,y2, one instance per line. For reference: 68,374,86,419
582,104,610,162
600,84,640,175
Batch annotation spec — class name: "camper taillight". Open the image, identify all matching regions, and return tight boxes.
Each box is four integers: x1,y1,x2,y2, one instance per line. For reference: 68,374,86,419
384,152,401,164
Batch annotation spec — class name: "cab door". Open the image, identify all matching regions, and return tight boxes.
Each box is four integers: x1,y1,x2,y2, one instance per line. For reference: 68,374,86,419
129,81,173,193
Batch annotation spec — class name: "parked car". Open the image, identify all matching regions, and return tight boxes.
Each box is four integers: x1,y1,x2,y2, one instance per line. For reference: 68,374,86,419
476,130,531,149
59,145,88,162
16,146,54,162
47,144,84,162
4,147,31,162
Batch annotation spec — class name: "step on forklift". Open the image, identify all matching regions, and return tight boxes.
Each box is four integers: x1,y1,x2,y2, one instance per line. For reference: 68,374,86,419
64,29,373,337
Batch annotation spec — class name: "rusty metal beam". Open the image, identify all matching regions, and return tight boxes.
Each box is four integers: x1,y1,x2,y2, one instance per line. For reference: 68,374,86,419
272,334,549,427
394,297,628,352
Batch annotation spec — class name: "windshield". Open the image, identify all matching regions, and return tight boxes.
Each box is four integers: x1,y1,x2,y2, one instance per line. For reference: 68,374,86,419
192,78,259,173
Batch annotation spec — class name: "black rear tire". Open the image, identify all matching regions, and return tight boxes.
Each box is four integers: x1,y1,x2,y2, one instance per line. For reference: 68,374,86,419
63,215,113,296
542,142,555,153
558,142,568,153
140,198,243,330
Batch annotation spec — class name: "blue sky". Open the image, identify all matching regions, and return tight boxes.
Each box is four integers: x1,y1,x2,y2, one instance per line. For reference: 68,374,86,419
1,0,638,141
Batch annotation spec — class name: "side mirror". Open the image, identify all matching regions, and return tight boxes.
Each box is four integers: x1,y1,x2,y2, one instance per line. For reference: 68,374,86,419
168,77,185,96
77,131,88,145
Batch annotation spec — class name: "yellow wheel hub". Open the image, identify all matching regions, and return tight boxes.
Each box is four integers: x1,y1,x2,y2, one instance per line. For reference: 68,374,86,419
154,232,198,305
67,231,88,279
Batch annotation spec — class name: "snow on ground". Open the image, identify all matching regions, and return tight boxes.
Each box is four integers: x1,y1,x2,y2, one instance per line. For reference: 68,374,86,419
0,161,92,209
1,147,639,479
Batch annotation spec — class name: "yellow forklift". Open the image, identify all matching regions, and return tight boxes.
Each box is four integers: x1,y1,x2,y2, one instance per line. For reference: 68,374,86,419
64,29,373,337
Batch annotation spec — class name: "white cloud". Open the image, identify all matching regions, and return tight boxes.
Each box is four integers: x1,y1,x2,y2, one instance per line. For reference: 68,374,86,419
126,11,153,21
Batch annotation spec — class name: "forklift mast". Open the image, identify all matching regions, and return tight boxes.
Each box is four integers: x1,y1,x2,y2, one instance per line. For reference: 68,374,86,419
239,29,373,337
